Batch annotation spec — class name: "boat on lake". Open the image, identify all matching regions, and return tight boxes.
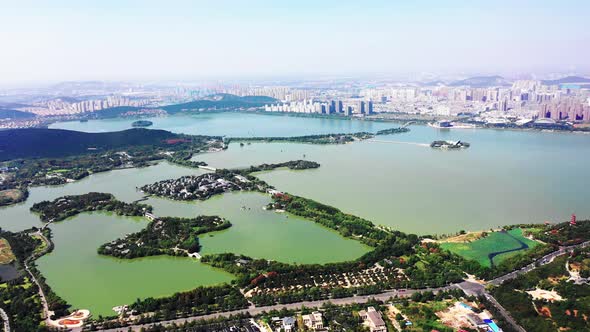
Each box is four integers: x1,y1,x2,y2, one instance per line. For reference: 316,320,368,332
430,140,470,149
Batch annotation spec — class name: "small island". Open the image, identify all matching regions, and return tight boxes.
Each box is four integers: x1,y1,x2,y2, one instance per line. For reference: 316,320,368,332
131,120,153,128
247,160,320,172
430,140,470,149
226,127,410,145
98,215,231,258
375,127,410,135
30,192,151,222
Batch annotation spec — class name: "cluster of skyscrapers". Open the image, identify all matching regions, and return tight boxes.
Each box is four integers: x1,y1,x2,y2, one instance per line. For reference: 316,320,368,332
23,96,149,116
359,80,590,122
264,99,373,116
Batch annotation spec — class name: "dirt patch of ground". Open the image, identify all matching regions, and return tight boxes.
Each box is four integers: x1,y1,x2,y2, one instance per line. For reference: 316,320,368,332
538,306,552,317
527,288,564,302
0,189,23,200
0,238,16,264
438,231,485,243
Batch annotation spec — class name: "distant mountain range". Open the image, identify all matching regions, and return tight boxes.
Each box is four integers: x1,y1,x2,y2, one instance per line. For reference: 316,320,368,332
0,109,36,120
0,128,182,161
447,75,510,87
92,93,276,118
541,76,590,85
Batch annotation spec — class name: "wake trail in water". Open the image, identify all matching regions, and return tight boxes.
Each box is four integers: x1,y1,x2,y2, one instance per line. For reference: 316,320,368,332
367,139,430,147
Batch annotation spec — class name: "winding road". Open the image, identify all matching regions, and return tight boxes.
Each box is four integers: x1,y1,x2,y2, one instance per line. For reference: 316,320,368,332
24,229,53,325
0,307,10,332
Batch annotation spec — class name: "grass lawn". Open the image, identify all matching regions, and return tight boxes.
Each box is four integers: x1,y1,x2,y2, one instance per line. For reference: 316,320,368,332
31,234,48,255
440,228,539,267
492,229,540,265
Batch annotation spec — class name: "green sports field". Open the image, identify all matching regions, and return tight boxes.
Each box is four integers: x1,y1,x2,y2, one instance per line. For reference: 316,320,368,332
440,229,540,267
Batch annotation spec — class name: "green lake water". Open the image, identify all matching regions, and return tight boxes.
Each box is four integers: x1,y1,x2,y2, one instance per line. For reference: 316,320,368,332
146,192,370,264
36,212,233,317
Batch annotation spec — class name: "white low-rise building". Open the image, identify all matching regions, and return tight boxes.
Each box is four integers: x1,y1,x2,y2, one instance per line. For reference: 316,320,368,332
359,307,387,332
302,311,324,330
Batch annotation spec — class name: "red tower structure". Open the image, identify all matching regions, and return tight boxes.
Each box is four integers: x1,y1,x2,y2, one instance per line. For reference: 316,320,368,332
570,213,577,225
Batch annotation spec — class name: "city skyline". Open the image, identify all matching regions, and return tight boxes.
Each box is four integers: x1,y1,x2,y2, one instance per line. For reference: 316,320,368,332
1,0,590,84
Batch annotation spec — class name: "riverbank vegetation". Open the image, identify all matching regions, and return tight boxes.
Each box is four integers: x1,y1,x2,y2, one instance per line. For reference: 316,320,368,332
165,150,208,168
98,216,231,259
30,192,151,222
267,193,388,247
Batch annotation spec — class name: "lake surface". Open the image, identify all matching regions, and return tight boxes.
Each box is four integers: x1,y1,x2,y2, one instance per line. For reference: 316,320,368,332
146,192,370,264
50,112,590,234
50,112,391,137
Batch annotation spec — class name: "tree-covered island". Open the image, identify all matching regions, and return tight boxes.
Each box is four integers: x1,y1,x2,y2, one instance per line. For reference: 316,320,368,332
30,192,151,222
139,160,318,201
98,216,231,259
131,120,153,127
225,126,409,145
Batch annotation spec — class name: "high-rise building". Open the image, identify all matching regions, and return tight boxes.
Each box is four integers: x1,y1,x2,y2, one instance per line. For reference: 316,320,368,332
367,101,374,114
345,106,353,116
329,100,336,114
357,101,366,114
336,100,343,113
498,100,507,112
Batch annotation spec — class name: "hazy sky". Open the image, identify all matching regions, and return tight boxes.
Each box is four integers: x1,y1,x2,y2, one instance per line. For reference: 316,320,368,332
1,0,589,83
